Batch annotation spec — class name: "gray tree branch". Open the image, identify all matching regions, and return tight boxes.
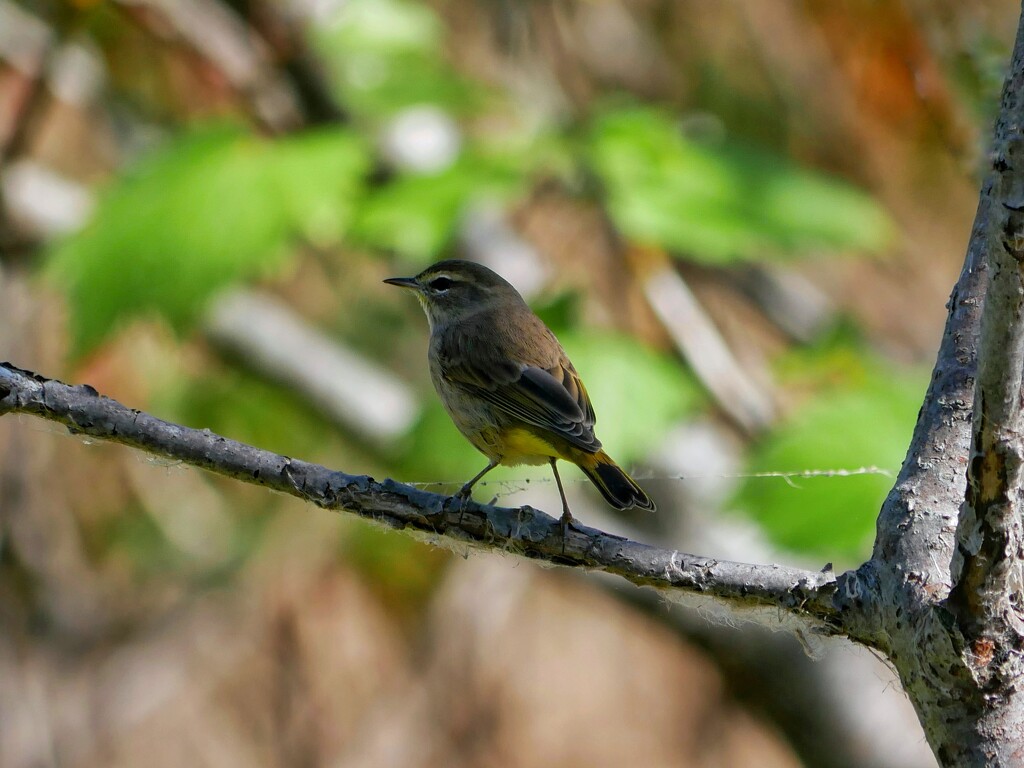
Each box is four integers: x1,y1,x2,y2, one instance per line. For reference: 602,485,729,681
844,7,1024,764
947,46,1024,677
0,361,849,631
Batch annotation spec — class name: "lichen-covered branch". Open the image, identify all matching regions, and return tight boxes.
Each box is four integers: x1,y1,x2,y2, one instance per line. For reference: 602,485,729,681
0,362,849,631
947,44,1024,674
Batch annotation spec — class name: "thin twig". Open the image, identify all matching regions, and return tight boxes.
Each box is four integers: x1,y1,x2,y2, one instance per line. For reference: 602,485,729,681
204,289,419,444
635,249,776,434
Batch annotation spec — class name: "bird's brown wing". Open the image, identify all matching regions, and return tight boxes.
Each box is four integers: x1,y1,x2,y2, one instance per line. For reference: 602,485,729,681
440,330,600,453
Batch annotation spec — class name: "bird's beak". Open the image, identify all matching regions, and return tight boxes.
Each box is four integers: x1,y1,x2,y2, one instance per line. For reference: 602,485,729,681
383,276,419,290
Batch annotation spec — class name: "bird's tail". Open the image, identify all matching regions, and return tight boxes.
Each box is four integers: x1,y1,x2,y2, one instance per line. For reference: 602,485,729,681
575,450,656,511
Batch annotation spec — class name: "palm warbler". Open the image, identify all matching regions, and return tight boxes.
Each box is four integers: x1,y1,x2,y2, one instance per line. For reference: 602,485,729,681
385,259,655,525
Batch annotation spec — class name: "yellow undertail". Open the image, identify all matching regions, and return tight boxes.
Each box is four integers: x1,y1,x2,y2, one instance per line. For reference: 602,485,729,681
496,428,655,512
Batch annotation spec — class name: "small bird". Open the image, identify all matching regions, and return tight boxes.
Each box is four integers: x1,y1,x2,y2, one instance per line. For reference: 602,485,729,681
385,259,655,527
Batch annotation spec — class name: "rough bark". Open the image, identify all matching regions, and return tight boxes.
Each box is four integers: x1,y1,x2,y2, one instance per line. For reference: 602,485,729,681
0,362,846,626
854,7,1024,763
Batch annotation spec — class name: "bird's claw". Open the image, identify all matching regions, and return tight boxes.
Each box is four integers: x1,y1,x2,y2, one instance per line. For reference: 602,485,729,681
447,489,472,528
559,509,580,554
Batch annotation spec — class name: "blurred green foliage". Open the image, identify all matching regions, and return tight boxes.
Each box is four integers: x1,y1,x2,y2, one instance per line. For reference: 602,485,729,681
734,340,926,562
312,0,479,118
949,28,1011,130
99,501,189,576
351,156,522,262
560,331,700,460
588,106,894,263
99,499,269,585
397,400,484,483
164,367,338,461
42,0,919,572
49,127,369,354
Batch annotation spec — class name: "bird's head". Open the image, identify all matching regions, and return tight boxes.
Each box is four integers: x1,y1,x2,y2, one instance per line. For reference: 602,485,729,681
384,259,523,329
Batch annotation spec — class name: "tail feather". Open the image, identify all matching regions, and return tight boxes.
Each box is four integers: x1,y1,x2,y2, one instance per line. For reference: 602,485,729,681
576,450,655,511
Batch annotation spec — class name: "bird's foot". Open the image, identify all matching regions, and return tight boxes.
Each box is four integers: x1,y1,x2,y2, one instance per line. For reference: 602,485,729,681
450,487,473,528
559,509,579,554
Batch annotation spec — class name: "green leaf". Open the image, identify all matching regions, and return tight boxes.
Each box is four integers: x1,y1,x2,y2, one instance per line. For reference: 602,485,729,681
312,0,478,117
48,126,370,353
588,106,894,264
320,0,443,56
346,55,480,117
352,159,520,263
560,331,699,463
269,130,370,246
734,367,924,562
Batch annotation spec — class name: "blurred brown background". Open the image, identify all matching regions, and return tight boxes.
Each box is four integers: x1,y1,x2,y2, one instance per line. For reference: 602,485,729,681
0,1,1015,766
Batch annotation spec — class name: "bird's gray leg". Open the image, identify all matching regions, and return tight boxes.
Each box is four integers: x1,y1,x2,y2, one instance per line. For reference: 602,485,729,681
457,458,500,501
451,458,500,529
549,459,578,550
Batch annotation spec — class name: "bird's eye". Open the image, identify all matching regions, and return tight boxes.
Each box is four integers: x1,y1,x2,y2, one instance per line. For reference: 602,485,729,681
428,276,453,292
